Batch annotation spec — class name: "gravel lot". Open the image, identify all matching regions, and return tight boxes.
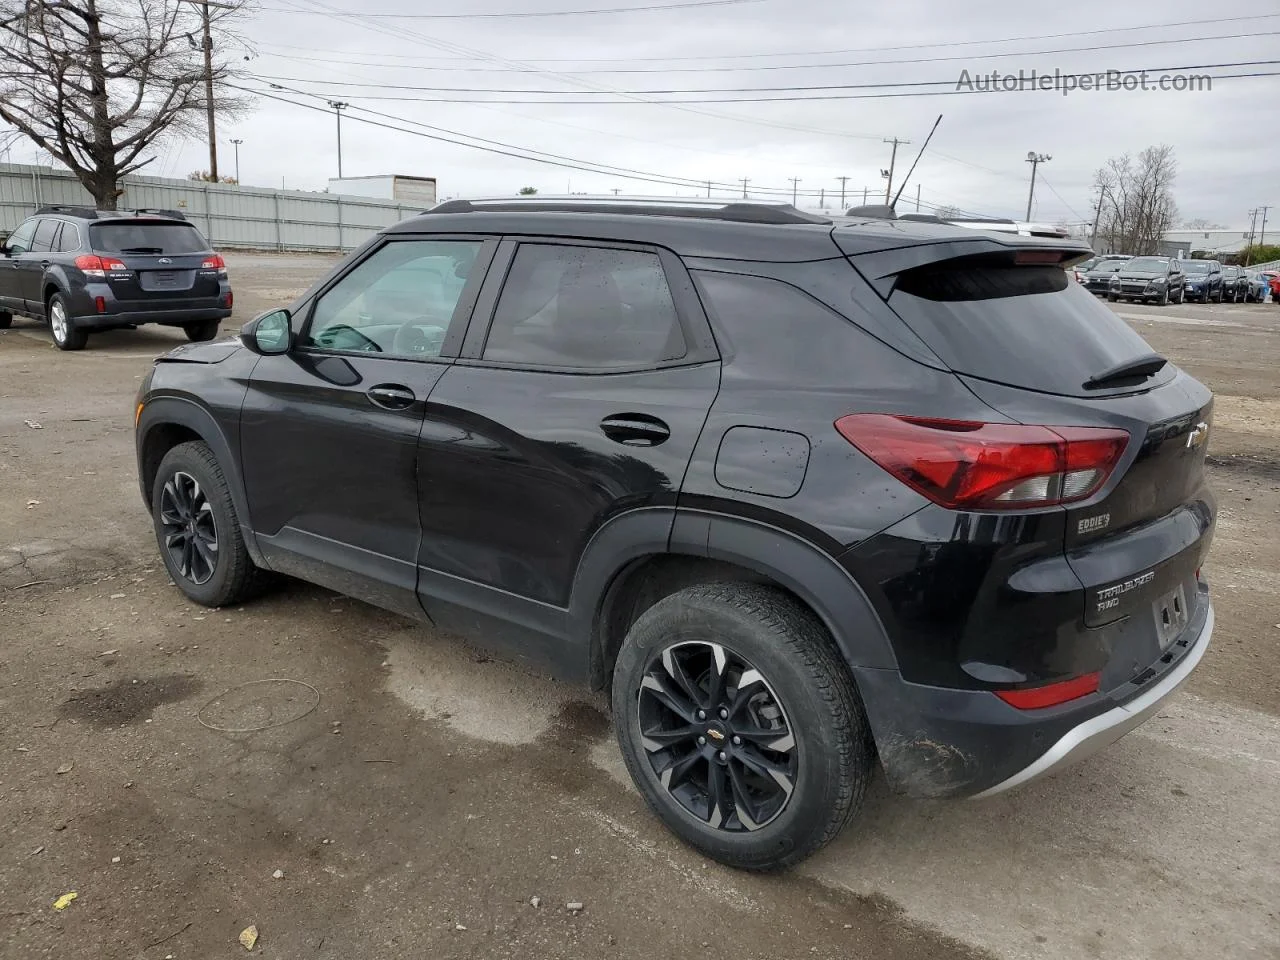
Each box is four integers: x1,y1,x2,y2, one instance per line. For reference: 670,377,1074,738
2,252,1277,960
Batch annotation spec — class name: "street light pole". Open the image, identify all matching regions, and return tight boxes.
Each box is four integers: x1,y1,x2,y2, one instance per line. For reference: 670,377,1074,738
328,101,349,179
230,138,242,183
1025,152,1051,221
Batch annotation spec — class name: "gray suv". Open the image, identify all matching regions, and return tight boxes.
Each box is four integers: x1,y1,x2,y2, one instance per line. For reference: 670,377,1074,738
0,206,232,351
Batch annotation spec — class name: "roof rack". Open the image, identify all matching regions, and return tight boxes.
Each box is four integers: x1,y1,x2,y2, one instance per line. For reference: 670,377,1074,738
424,196,832,226
36,205,100,219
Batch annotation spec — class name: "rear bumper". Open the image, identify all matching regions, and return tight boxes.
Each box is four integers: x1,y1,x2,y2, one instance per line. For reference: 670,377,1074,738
71,306,232,330
853,595,1213,799
973,602,1212,797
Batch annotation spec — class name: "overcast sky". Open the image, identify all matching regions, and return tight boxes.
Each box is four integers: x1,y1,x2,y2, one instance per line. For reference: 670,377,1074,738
56,0,1280,225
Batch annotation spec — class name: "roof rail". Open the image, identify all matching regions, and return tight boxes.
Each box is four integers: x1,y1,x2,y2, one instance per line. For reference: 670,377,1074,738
36,205,100,219
844,204,897,220
129,208,188,221
424,196,832,226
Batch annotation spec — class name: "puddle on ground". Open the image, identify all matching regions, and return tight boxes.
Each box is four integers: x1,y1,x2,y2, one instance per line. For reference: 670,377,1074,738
59,674,203,726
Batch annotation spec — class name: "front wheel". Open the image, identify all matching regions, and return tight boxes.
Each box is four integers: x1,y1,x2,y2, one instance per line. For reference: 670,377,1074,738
185,319,221,342
1158,288,1170,305
612,583,875,871
152,441,273,607
48,294,87,351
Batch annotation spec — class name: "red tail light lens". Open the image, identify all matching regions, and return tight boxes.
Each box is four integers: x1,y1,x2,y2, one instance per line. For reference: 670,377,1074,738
834,415,1129,510
74,254,127,277
95,295,106,313
202,254,226,270
995,672,1100,709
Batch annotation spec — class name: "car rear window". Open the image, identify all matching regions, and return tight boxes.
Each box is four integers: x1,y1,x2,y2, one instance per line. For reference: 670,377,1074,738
89,222,209,255
887,257,1169,397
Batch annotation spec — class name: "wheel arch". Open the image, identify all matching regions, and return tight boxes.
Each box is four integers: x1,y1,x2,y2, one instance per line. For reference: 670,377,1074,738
136,397,266,567
573,509,897,690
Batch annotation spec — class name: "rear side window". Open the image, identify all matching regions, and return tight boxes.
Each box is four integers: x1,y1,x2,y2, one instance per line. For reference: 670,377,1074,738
54,223,81,253
889,258,1164,397
90,222,209,255
31,219,58,253
483,244,686,369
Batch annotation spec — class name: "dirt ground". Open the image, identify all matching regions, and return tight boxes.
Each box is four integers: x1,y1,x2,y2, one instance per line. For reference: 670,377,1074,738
1,254,1277,960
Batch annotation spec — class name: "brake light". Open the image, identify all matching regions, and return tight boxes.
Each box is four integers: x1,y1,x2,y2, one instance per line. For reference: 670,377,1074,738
95,296,106,314
223,291,233,308
201,253,226,271
995,672,1100,709
74,254,128,278
833,415,1129,510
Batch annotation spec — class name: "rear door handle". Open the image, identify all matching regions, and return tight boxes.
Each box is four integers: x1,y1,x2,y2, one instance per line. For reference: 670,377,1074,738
600,414,670,447
366,384,416,410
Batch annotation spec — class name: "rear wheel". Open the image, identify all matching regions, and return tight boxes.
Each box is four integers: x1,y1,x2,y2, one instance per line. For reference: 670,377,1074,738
185,319,221,342
152,441,273,607
48,293,87,351
612,582,875,871
0,311,11,329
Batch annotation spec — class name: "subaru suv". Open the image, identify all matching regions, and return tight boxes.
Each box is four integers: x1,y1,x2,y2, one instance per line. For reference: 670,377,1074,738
133,198,1215,871
0,206,232,351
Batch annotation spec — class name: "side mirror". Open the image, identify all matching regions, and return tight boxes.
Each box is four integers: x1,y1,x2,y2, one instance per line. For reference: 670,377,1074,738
240,309,292,355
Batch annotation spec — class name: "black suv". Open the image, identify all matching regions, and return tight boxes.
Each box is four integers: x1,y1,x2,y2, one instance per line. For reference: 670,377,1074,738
1180,259,1224,303
134,198,1215,870
0,206,232,351
1219,265,1248,303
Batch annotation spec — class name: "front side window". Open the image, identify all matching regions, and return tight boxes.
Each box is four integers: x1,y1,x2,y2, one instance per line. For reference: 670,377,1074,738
5,220,36,255
483,244,685,369
305,239,481,358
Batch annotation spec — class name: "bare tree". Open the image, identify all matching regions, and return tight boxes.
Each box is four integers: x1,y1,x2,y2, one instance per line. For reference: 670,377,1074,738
1092,146,1178,255
933,204,963,220
0,0,249,209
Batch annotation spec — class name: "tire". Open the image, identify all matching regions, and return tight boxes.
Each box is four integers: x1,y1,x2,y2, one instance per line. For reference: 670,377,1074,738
151,440,273,607
612,582,875,872
1213,287,1223,303
1107,293,1118,302
0,311,11,329
1157,288,1169,305
47,293,87,351
185,319,221,342
1176,286,1185,304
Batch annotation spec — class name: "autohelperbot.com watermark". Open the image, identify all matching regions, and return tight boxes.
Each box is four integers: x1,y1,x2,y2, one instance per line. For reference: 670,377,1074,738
956,68,1212,96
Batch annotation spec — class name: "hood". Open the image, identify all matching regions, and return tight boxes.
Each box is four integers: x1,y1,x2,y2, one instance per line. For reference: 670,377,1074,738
1116,270,1165,280
156,338,241,365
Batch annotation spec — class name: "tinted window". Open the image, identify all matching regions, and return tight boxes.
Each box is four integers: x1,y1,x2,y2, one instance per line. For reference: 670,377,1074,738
484,245,684,369
1182,262,1211,275
31,219,58,253
5,220,36,255
55,222,81,253
1090,260,1127,274
305,239,480,358
89,222,209,254
889,258,1163,397
1122,258,1170,272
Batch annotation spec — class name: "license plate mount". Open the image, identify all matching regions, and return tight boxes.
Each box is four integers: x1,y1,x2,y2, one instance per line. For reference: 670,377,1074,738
1153,584,1189,650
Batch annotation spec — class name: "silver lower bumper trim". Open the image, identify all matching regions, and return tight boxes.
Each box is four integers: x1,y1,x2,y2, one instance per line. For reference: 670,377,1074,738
974,603,1214,799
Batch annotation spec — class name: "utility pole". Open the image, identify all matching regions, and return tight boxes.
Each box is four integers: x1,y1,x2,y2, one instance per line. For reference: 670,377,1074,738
706,180,711,198
915,184,921,212
882,137,908,204
1090,186,1109,247
789,178,801,206
230,138,242,183
1259,205,1272,250
836,176,850,210
819,187,825,209
1245,208,1259,265
1025,151,1051,221
179,0,235,180
862,186,868,205
740,177,749,199
327,101,349,179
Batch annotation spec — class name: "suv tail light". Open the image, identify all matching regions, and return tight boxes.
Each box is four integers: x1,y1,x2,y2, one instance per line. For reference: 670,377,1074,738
74,254,127,278
202,253,227,274
834,415,1129,510
995,671,1100,709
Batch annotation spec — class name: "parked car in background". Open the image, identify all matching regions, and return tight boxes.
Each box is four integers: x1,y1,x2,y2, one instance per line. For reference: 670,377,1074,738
1243,272,1271,302
1081,257,1130,296
0,205,232,351
1107,255,1185,304
1181,260,1224,303
134,196,1215,871
1269,272,1280,303
1219,265,1248,303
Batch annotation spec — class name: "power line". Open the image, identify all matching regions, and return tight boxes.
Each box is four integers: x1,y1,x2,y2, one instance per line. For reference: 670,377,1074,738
252,29,1280,74
257,0,765,17
1036,175,1089,223
253,12,1279,61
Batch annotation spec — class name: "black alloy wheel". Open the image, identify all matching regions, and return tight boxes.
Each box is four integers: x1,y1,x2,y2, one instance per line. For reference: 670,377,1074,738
637,640,797,832
158,470,219,585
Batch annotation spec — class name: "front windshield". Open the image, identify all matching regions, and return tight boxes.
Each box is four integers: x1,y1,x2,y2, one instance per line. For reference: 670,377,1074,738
1124,257,1169,272
1183,262,1211,275
1092,260,1127,273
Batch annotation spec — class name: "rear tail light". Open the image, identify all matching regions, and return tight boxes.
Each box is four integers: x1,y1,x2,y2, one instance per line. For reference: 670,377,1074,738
834,415,1129,510
94,296,105,314
202,253,227,275
995,672,1100,709
74,254,128,278
223,291,233,308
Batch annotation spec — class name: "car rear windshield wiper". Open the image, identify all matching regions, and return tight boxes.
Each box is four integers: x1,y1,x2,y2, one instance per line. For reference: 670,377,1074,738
119,247,164,253
1082,353,1167,390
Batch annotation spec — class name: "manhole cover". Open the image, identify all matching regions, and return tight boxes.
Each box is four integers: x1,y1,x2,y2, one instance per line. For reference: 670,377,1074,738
197,679,320,733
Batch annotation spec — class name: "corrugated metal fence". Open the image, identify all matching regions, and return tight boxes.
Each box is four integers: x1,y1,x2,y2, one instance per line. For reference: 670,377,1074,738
0,162,421,252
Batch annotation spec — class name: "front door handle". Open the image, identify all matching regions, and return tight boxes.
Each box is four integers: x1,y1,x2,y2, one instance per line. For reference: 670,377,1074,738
366,383,416,410
600,414,670,447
